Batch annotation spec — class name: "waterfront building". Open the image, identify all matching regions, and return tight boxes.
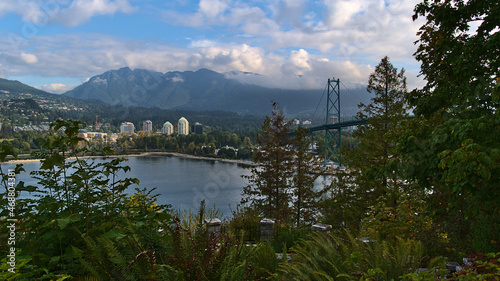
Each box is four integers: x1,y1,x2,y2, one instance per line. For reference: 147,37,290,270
143,120,153,132
178,117,189,135
120,122,135,135
163,121,174,136
192,122,203,134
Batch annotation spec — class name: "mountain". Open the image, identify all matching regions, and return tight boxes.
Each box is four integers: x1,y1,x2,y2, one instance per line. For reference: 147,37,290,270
0,77,103,108
0,78,55,97
63,68,370,116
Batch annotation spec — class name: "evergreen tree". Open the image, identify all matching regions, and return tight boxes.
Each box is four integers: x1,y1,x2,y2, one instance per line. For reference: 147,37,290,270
346,56,408,202
324,56,409,232
241,102,294,223
291,126,322,227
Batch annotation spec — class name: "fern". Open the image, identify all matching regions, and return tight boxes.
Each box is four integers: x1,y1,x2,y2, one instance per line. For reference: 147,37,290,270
280,230,424,280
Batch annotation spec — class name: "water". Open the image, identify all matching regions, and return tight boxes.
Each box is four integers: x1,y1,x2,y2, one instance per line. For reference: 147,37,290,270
3,155,330,217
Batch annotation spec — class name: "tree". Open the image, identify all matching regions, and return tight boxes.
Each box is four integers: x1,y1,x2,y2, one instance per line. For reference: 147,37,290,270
241,102,294,223
346,56,408,204
399,0,500,252
0,120,172,278
291,126,322,227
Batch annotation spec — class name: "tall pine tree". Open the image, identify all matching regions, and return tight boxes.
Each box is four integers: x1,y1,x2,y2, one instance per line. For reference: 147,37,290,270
345,56,408,209
291,126,322,227
241,102,294,223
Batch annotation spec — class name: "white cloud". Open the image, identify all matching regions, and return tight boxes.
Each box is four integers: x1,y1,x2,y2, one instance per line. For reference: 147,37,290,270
322,0,370,28
0,31,423,91
0,1,46,23
170,75,185,83
56,0,136,27
0,0,136,27
39,83,72,94
198,0,229,18
189,40,217,48
20,52,38,64
161,0,423,72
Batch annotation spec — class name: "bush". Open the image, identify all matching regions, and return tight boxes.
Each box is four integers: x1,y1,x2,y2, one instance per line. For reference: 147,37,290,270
280,230,424,280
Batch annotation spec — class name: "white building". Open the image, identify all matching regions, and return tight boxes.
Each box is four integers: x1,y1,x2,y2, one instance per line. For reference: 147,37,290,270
120,122,135,135
162,121,174,136
178,117,189,135
143,120,153,132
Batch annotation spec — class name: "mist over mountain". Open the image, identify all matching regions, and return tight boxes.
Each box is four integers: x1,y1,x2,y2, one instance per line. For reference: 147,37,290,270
63,67,370,117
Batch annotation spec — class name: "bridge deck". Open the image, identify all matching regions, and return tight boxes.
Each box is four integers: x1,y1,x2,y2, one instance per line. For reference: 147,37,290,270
308,119,367,132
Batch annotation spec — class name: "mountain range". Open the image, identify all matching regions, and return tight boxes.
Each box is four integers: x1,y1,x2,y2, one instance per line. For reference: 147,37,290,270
63,67,370,116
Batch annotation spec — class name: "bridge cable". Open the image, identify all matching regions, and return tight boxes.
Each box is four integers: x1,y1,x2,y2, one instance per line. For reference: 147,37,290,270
339,80,365,120
311,82,328,120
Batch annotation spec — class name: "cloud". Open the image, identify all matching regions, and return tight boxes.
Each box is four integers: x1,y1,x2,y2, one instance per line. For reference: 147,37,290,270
0,0,426,91
189,40,216,48
20,52,38,64
56,0,136,27
198,0,229,18
0,0,136,27
170,75,184,83
39,83,72,94
163,0,423,67
0,1,47,23
0,32,423,91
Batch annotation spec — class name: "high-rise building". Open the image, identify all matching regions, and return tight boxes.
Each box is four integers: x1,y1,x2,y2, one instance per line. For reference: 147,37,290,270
143,120,153,132
120,122,135,135
162,121,174,136
178,117,189,135
192,122,203,134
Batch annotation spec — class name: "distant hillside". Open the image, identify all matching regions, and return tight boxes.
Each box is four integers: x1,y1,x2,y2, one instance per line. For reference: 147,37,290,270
0,78,107,111
63,68,370,116
0,78,53,96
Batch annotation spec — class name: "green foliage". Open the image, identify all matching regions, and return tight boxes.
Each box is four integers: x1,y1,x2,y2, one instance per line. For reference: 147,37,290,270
291,126,323,227
450,252,500,280
78,223,167,281
281,230,424,280
0,119,172,279
337,56,409,233
347,55,408,192
360,193,447,258
228,206,261,242
320,169,365,233
163,201,281,280
241,102,295,222
401,0,500,253
272,224,310,253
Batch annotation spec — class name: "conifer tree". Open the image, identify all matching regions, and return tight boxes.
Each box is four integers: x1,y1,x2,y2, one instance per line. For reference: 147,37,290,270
241,102,294,223
291,126,322,227
346,56,408,203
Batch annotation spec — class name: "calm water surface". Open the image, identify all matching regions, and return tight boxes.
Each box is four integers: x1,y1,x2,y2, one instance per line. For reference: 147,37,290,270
5,156,329,217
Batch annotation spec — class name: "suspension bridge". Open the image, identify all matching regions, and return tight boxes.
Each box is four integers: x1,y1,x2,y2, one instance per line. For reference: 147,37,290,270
304,78,367,168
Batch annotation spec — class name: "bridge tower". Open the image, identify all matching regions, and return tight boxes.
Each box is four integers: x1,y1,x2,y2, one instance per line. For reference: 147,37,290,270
324,78,341,167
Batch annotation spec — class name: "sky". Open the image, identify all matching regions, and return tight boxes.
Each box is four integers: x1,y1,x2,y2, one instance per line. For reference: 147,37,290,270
0,0,425,94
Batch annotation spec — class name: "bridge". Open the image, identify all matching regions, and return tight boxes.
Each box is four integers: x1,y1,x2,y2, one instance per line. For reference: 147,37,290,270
299,78,412,167
301,78,366,167
308,119,367,132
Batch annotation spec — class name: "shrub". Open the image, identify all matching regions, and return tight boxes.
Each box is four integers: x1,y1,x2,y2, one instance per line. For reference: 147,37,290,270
281,230,424,280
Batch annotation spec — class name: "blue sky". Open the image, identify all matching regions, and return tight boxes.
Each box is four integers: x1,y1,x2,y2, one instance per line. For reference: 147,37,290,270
0,0,424,93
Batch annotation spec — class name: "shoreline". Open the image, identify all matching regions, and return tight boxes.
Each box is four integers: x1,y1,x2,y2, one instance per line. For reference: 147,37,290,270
4,152,256,166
